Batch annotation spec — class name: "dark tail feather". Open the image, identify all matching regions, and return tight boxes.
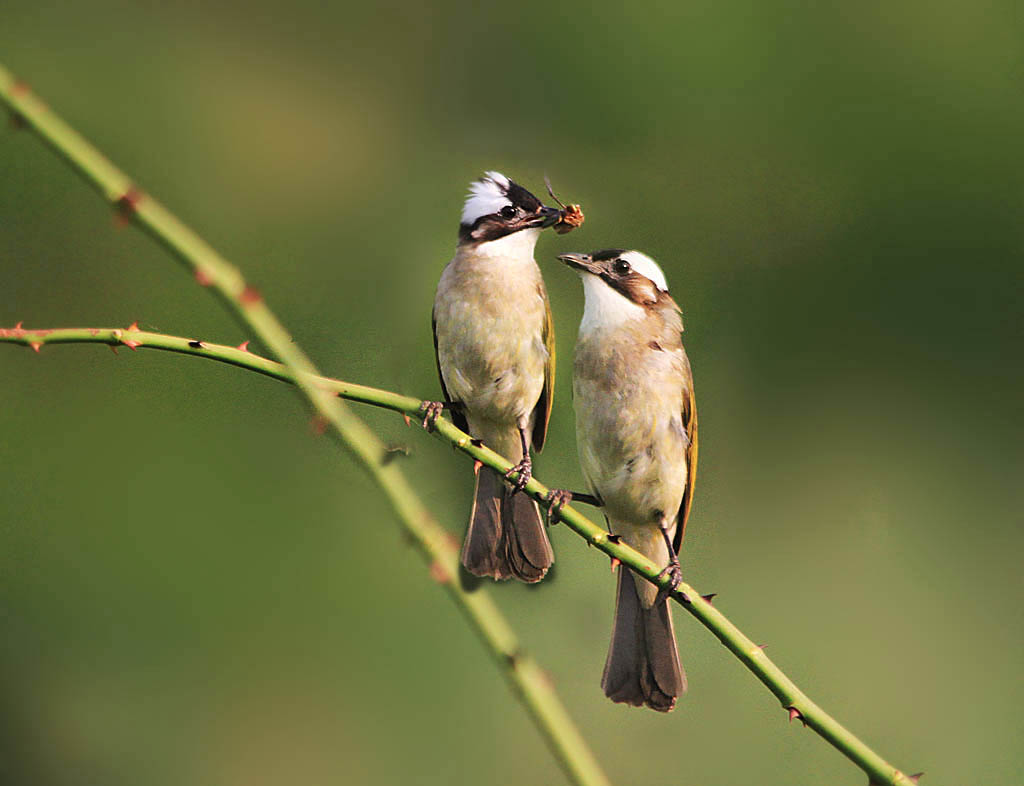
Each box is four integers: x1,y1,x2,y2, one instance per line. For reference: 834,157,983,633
602,568,686,711
461,467,553,583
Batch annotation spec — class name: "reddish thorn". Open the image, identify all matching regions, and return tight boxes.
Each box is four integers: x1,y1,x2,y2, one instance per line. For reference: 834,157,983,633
89,328,100,336
757,643,768,650
236,340,250,352
127,321,139,332
402,413,411,427
194,268,213,287
122,339,140,351
29,342,42,353
310,414,328,436
239,285,262,305
787,706,802,723
473,459,483,476
114,187,143,225
701,593,717,604
910,773,924,783
109,345,119,355
429,560,451,584
14,321,23,330
610,557,621,573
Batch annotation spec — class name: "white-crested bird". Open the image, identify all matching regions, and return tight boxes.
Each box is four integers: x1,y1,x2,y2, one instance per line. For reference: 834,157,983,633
430,172,562,583
555,248,698,710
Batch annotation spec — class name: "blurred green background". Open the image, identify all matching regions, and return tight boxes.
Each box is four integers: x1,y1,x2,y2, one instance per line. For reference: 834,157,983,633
1,2,1021,784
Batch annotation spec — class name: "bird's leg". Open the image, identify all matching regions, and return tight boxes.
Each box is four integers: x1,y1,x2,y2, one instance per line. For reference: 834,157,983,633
654,521,683,605
544,489,573,525
544,490,602,525
418,399,465,431
418,400,445,431
504,424,532,494
442,400,465,417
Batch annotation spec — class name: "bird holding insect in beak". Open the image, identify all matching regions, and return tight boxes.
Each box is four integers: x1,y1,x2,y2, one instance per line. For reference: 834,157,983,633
429,172,564,583
554,249,697,710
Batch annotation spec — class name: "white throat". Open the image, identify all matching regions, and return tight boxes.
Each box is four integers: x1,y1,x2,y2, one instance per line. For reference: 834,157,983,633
579,272,645,336
466,227,541,261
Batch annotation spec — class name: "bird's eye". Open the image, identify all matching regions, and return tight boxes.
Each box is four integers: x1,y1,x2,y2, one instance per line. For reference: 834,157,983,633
499,205,518,220
613,259,631,276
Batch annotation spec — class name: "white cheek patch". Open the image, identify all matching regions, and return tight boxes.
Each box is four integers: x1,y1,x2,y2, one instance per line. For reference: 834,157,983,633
461,171,512,226
621,250,669,292
579,272,646,335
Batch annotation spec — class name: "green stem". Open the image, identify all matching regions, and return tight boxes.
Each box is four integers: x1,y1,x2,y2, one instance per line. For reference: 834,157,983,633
1,326,917,786
0,66,610,786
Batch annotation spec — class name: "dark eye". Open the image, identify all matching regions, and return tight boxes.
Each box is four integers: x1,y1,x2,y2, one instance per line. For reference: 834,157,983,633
613,259,631,276
500,205,517,220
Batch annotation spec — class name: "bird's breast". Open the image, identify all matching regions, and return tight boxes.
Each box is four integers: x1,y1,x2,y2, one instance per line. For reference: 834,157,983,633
434,255,549,423
573,327,689,525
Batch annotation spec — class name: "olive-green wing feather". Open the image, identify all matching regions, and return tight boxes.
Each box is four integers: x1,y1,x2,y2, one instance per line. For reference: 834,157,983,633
673,369,698,554
431,307,468,435
531,284,555,452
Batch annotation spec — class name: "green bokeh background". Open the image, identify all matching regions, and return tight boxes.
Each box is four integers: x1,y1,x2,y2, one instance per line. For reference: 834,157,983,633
1,3,1021,784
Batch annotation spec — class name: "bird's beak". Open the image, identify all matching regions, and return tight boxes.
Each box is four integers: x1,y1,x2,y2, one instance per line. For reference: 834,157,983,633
558,252,600,274
537,205,562,229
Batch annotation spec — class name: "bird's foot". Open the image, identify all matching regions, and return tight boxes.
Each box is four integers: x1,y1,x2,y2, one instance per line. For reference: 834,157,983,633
655,554,683,606
418,400,444,431
504,454,532,494
544,489,573,525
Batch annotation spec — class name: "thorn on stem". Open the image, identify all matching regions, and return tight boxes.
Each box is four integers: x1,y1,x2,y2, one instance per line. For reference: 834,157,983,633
114,187,143,225
470,438,483,448
606,534,622,545
787,706,806,726
910,773,924,783
121,338,140,351
473,460,483,476
29,342,42,353
701,593,717,604
239,285,262,305
236,340,250,352
188,340,203,349
127,321,139,332
109,345,119,355
195,269,213,287
429,560,452,585
14,321,24,331
610,557,621,572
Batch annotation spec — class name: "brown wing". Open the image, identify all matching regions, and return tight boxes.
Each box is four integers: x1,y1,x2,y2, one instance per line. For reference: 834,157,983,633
431,307,468,434
531,284,556,452
673,369,698,554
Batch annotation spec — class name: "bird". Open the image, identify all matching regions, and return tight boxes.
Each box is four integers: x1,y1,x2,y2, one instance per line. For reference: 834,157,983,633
430,171,562,583
555,248,698,711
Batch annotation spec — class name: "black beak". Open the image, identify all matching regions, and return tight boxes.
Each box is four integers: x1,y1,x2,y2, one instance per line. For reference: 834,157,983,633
557,252,600,274
538,205,561,228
